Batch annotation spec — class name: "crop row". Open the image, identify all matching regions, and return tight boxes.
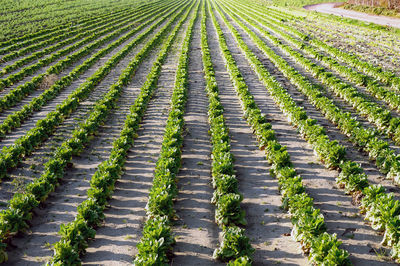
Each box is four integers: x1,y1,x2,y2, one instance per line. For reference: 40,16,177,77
202,3,253,265
0,1,185,181
0,1,183,140
249,6,400,111
210,2,352,265
234,0,400,67
222,2,400,186
295,14,400,76
219,3,345,169
0,6,144,76
308,33,400,91
231,3,400,146
215,0,400,262
252,4,400,91
48,3,195,264
0,7,135,60
133,2,199,264
0,1,173,93
0,0,178,121
0,5,132,49
0,0,138,42
0,0,71,14
0,1,192,263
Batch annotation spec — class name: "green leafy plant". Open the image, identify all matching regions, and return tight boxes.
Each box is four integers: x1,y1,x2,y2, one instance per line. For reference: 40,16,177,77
213,226,255,262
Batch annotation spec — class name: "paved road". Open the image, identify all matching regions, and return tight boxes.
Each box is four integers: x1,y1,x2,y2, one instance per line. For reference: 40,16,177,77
304,2,400,29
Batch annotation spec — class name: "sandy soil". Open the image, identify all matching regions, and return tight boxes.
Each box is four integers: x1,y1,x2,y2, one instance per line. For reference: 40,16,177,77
171,11,221,265
304,2,400,28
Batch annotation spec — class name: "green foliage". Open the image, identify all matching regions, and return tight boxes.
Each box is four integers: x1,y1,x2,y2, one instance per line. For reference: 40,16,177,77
309,233,351,265
209,1,350,264
0,2,178,180
1,2,194,263
213,226,255,262
134,216,175,265
227,256,252,266
202,3,252,263
134,3,200,264
220,0,400,262
228,0,400,183
0,0,162,42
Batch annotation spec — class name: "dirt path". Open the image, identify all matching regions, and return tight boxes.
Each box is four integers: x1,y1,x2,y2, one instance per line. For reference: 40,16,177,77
304,2,400,28
207,9,309,265
214,6,396,264
80,13,191,266
171,10,220,265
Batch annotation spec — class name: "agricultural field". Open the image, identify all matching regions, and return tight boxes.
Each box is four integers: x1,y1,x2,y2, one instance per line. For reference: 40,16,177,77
1,0,400,265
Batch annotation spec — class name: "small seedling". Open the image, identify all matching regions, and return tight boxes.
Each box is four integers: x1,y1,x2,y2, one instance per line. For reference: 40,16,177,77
124,235,133,240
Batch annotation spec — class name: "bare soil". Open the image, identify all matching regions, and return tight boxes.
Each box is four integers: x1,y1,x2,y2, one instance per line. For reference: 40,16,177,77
171,11,220,265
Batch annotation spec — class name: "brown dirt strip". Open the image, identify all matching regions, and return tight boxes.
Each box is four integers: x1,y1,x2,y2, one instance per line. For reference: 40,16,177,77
171,10,221,265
